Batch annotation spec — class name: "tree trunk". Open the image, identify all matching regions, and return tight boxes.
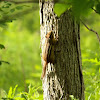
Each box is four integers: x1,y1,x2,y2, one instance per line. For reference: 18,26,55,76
39,0,85,100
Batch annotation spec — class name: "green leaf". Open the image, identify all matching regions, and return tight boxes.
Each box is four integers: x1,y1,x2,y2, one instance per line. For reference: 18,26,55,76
34,91,39,98
95,3,100,14
0,61,10,65
21,93,27,100
2,61,10,64
16,6,23,10
54,3,71,17
0,61,2,65
12,85,18,98
2,5,10,8
99,68,100,73
0,44,5,49
8,87,13,98
6,3,12,6
10,9,15,13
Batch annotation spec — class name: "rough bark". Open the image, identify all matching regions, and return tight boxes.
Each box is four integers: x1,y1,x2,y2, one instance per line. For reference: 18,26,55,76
39,0,85,100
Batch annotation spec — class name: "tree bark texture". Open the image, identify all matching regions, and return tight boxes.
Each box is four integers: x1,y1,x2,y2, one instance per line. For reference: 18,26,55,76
39,0,85,100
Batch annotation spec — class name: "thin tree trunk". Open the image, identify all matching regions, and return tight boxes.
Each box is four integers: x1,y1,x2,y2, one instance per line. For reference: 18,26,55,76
39,0,85,99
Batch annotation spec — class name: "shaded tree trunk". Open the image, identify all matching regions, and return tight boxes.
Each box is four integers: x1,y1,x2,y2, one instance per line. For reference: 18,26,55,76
39,0,85,99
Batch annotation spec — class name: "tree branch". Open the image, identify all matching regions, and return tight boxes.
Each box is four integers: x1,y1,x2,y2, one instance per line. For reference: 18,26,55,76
81,19,100,45
92,8,98,14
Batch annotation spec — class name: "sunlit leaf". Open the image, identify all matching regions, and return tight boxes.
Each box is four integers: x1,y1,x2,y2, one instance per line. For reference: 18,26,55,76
99,68,100,73
8,87,13,98
12,85,18,98
34,91,39,98
54,3,71,17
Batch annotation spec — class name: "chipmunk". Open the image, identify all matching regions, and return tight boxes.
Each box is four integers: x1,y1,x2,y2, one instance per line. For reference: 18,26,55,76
41,31,58,79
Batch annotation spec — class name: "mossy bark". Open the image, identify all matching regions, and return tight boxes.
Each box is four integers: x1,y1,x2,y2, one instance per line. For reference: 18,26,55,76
39,0,85,99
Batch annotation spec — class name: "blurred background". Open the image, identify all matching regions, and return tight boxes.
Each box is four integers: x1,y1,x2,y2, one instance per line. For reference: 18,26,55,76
0,1,100,99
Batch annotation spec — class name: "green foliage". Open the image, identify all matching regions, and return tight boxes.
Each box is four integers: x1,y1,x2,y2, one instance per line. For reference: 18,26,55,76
54,0,100,18
0,61,10,65
95,2,100,14
54,3,71,17
7,85,18,99
1,85,43,100
0,0,100,22
71,0,93,18
0,44,10,65
0,44,5,49
0,1,100,100
0,11,41,95
0,1,38,27
82,51,100,99
80,12,100,99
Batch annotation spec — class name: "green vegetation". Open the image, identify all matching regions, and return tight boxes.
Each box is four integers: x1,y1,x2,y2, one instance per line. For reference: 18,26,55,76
0,0,100,100
80,12,100,99
0,11,43,99
1,84,43,100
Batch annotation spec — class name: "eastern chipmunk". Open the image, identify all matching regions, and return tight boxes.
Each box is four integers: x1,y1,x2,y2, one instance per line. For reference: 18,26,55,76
41,31,58,79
